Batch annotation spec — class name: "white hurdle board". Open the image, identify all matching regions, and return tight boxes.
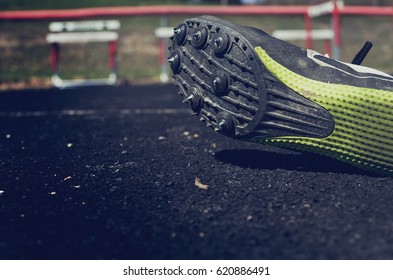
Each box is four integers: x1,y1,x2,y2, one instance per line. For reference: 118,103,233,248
46,32,118,44
49,20,120,32
308,0,344,18
272,29,334,41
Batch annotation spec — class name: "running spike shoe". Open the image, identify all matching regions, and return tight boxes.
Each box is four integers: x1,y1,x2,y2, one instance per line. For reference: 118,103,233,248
168,15,393,175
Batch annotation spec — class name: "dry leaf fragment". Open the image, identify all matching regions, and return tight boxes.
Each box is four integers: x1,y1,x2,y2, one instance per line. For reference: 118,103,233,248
195,177,208,190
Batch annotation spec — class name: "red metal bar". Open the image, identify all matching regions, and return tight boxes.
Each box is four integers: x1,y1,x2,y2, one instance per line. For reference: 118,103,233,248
304,13,313,49
50,43,60,73
0,5,310,20
340,6,393,16
0,5,391,21
108,41,117,72
158,38,166,67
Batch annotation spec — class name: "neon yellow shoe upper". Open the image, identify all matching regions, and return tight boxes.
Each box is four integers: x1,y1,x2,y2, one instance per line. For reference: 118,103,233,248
256,47,393,175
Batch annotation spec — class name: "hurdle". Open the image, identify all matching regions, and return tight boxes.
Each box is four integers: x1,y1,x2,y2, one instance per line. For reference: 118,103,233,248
307,0,344,59
46,20,120,88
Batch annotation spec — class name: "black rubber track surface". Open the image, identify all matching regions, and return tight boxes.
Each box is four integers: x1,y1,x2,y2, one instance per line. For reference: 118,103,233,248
1,84,393,260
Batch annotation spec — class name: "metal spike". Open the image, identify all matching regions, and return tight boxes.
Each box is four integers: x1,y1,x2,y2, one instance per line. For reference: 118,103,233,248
199,117,204,122
186,95,194,101
213,77,221,87
174,28,181,35
167,56,175,64
214,37,222,48
218,120,226,128
191,112,198,116
182,99,188,103
206,123,212,127
193,31,201,41
214,127,221,132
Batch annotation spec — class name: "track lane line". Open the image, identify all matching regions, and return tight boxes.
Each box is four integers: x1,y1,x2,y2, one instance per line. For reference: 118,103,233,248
0,108,191,118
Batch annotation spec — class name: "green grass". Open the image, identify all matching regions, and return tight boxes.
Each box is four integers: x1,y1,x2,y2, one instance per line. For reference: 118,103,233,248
0,7,392,86
0,0,186,10
0,0,391,10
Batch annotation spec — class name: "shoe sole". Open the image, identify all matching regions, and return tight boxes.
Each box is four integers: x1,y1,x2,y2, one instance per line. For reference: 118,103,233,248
169,16,393,176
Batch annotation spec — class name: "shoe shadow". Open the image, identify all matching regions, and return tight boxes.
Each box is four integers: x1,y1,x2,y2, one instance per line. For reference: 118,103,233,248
214,149,377,176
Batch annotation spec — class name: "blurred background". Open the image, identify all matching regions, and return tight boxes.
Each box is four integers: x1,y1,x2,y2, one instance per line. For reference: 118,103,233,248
0,0,392,89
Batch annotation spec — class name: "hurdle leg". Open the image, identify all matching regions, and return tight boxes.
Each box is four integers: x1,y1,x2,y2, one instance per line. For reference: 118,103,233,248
324,39,332,57
158,37,169,82
108,40,117,81
50,43,60,77
304,13,313,49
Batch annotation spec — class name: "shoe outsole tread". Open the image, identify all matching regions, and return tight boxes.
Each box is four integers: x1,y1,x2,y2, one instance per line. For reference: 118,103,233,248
169,16,393,175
